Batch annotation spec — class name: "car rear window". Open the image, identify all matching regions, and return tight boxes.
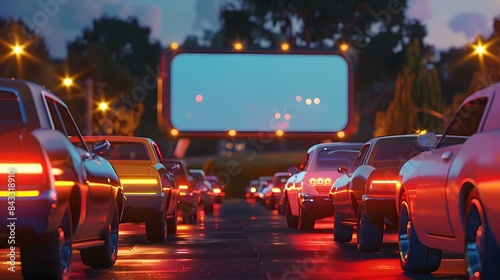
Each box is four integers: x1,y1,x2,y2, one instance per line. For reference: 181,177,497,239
0,90,23,122
98,142,149,160
370,139,420,167
163,161,187,178
317,150,357,168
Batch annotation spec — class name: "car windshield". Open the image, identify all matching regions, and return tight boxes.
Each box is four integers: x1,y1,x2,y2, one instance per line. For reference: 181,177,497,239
316,150,357,168
97,142,149,160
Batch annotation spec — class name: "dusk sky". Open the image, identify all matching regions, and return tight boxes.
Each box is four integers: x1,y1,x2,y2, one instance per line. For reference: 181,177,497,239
0,0,499,58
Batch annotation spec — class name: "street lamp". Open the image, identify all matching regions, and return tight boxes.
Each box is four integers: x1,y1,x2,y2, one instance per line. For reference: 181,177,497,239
12,44,24,56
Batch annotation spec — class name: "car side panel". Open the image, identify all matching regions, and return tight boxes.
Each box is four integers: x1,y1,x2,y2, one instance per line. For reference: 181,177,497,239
413,145,463,239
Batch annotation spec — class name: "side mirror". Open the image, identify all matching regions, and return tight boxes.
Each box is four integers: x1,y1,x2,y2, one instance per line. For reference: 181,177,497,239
417,131,438,150
93,140,111,154
337,166,349,174
287,166,299,175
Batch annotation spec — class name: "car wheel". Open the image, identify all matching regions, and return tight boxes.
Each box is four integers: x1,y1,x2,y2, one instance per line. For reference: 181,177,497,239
266,197,276,210
81,203,119,267
357,210,383,252
279,199,287,215
146,208,167,242
167,206,178,236
286,199,298,228
333,212,353,243
398,192,441,273
21,203,72,280
465,189,500,279
298,205,315,230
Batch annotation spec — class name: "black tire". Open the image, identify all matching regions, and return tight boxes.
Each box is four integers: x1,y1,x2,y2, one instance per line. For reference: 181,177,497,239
398,192,441,273
333,212,353,243
279,199,287,215
286,199,298,228
266,197,276,210
357,210,383,252
465,189,500,279
80,203,119,267
167,207,178,236
21,203,72,280
146,208,167,242
298,205,315,230
204,203,214,214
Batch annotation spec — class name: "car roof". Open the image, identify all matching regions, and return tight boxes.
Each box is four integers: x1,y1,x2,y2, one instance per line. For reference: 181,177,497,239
82,135,153,144
307,142,364,154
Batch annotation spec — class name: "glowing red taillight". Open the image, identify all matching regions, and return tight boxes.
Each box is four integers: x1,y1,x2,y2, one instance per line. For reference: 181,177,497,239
368,179,398,191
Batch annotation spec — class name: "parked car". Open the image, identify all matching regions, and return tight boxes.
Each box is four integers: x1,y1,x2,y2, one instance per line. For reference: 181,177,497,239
245,180,260,198
256,176,273,204
82,136,180,242
396,84,500,279
284,142,363,230
189,169,215,213
206,175,225,203
330,134,425,252
0,78,124,279
163,159,199,223
262,172,291,210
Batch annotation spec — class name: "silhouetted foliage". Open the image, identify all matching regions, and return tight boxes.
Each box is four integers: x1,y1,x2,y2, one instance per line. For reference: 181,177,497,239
65,16,161,136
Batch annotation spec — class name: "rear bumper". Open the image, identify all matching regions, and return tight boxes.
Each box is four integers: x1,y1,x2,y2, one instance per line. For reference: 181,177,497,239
362,194,397,224
0,192,63,247
299,194,333,219
122,192,166,222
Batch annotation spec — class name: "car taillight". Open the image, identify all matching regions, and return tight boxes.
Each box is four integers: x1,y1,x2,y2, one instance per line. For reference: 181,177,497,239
213,188,221,194
0,163,43,174
308,177,332,186
250,187,257,193
368,179,398,192
120,178,158,187
271,187,281,193
0,163,45,197
179,184,189,190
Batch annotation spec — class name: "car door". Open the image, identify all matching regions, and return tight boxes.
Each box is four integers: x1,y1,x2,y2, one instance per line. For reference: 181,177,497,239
414,97,488,238
333,144,369,221
46,96,111,238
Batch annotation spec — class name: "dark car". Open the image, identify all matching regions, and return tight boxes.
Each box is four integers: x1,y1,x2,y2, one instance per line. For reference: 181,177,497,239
206,175,225,204
163,159,199,223
0,78,124,279
189,169,215,214
263,172,291,210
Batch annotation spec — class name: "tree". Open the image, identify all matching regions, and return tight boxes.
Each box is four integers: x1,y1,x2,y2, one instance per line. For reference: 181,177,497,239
65,16,161,136
374,66,417,136
374,39,444,136
0,18,57,87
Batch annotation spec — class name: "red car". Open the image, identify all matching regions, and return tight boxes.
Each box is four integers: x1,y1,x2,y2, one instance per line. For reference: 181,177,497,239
396,83,500,279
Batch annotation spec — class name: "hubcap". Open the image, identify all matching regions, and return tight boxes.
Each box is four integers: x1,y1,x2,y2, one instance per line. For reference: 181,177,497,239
399,208,410,261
